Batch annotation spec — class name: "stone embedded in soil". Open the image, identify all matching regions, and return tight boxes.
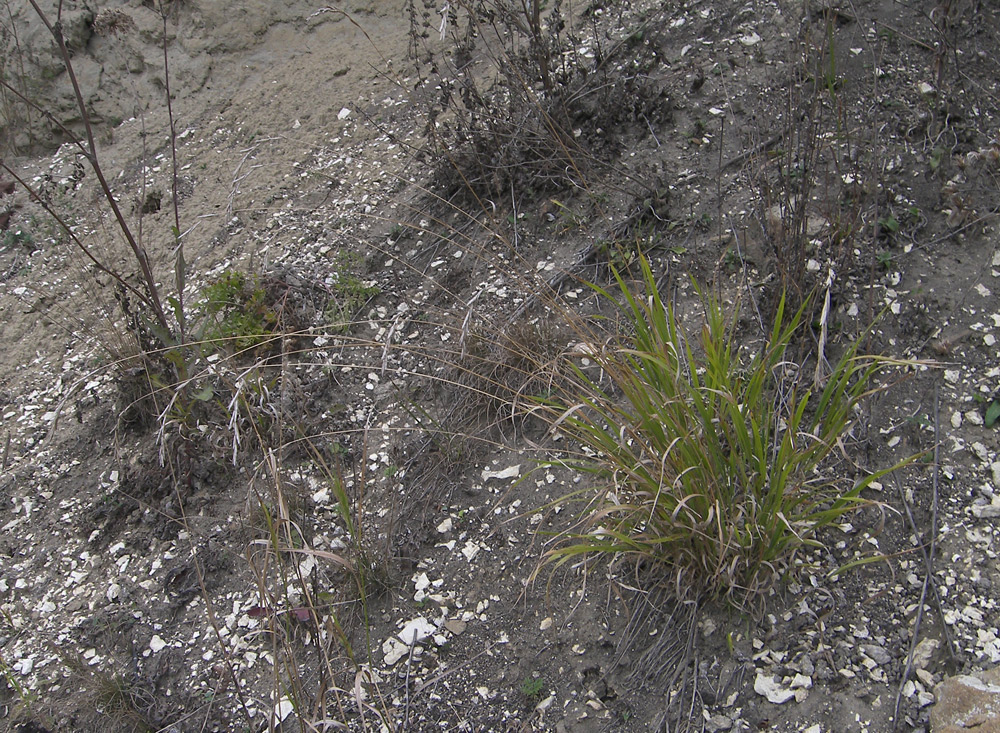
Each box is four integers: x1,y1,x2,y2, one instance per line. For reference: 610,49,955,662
913,637,941,671
481,464,520,481
754,671,796,704
443,619,466,635
382,638,409,666
863,644,893,666
274,697,294,722
972,497,1000,519
398,616,435,644
931,667,1000,733
705,714,733,732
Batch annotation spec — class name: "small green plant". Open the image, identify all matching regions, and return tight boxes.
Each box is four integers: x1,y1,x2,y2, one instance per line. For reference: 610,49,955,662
324,253,380,332
520,675,545,699
878,215,900,234
549,198,588,231
597,239,638,270
2,227,33,249
985,398,1000,429
929,147,946,173
198,270,277,352
722,245,740,272
0,650,36,712
876,250,894,269
540,255,914,610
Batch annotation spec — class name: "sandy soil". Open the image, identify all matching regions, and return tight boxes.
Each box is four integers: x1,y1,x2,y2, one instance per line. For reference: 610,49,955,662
1,0,1000,731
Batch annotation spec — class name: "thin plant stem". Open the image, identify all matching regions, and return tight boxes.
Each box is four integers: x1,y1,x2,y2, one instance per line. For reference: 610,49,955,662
25,0,170,334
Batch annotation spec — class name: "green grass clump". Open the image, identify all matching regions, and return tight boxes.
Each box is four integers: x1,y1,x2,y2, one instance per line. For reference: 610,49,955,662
325,272,380,333
199,270,277,352
543,257,907,609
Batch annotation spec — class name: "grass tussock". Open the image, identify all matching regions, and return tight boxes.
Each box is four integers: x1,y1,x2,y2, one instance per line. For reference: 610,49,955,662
541,256,910,609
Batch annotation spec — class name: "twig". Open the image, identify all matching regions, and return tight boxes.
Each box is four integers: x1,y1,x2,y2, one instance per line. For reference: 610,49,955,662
381,312,404,375
171,486,255,728
459,288,484,359
228,144,267,220
25,0,170,333
892,383,955,729
159,1,186,343
408,643,496,692
510,180,519,250
927,383,955,659
893,515,930,728
0,163,158,315
642,113,660,147
720,129,786,172
402,630,418,728
726,213,765,337
893,480,956,663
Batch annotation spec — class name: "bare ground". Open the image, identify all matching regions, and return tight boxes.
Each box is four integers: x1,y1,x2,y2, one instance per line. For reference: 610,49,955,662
1,0,1000,731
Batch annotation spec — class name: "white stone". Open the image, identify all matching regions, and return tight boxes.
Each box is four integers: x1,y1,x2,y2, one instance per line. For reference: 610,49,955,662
274,697,294,722
461,541,480,562
535,694,555,711
913,638,940,670
382,638,408,666
972,498,1000,519
398,616,435,644
790,673,812,689
972,442,990,462
481,465,520,481
754,672,795,703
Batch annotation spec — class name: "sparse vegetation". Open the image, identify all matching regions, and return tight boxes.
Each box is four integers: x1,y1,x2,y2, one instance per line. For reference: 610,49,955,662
1,0,998,731
324,252,380,333
198,270,278,352
540,257,915,609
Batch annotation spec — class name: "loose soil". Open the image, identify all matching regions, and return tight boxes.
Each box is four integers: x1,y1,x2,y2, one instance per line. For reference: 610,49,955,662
1,0,999,731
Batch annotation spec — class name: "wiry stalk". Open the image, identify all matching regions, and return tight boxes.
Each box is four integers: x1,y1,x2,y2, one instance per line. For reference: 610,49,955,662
26,0,170,335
